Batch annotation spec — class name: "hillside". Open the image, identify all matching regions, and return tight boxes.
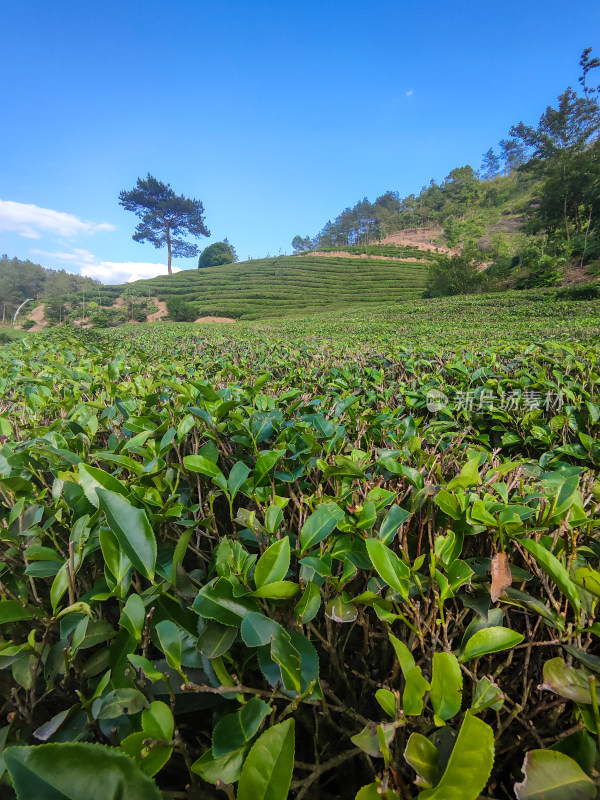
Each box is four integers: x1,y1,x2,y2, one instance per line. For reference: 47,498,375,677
30,252,431,325
0,255,100,323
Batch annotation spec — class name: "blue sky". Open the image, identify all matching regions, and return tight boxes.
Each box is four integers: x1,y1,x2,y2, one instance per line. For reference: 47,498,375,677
1,0,598,283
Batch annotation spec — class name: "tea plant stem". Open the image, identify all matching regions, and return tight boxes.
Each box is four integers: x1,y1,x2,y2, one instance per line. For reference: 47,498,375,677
588,675,600,750
291,747,362,799
181,682,275,698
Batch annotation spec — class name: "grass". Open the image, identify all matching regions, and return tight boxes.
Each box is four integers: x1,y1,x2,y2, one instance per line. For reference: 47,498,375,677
0,327,29,344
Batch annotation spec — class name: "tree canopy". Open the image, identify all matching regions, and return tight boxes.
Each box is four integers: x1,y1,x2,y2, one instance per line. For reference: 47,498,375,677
425,243,486,297
0,255,99,323
119,174,210,275
504,51,600,256
198,239,237,269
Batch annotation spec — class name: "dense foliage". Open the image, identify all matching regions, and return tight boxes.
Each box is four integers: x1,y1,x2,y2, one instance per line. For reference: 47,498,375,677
198,240,238,269
424,244,485,298
0,256,99,323
0,294,599,799
165,296,198,322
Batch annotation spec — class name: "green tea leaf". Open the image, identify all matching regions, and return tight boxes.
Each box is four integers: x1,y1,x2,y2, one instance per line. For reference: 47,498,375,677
300,503,344,553
514,749,596,800
375,688,397,718
447,456,482,490
0,600,35,625
378,504,410,544
237,719,295,800
97,489,156,581
193,578,259,626
521,538,581,617
254,537,290,589
419,714,494,800
573,567,600,598
120,594,145,642
183,454,223,478
241,612,286,647
253,580,299,599
271,632,302,692
197,621,238,658
294,583,321,624
4,743,163,800
191,746,247,785
212,697,271,756
94,689,149,720
460,627,524,662
365,538,410,600
538,657,592,704
228,461,251,499
430,652,462,725
404,732,441,789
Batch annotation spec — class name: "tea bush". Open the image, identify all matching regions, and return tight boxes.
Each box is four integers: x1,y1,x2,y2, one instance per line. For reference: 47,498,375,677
0,295,599,799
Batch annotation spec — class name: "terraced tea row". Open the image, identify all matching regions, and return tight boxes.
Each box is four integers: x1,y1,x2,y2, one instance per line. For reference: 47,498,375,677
95,256,430,319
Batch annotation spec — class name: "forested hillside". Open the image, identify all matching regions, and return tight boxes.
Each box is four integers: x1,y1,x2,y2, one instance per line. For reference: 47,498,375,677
294,49,600,291
0,255,99,322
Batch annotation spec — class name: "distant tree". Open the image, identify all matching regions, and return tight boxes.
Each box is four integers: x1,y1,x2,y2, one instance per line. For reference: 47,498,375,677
499,138,528,174
374,191,401,214
223,238,237,260
442,166,480,214
480,148,501,180
0,255,99,322
198,240,238,268
291,236,313,254
119,174,210,276
425,243,486,297
508,50,600,246
580,47,600,96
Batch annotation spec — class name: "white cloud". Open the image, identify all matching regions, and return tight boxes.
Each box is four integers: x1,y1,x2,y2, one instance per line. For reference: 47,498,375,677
31,248,177,284
405,90,414,97
0,199,114,239
83,260,179,284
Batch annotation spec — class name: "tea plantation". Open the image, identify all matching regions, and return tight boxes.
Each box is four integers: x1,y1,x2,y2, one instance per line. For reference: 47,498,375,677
0,292,599,799
95,254,431,319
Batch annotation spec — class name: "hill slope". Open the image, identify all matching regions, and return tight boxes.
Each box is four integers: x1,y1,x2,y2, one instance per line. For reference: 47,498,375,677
93,253,430,321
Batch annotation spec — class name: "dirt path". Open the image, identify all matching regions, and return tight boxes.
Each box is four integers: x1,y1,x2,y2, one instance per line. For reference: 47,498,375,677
195,316,236,324
28,304,47,332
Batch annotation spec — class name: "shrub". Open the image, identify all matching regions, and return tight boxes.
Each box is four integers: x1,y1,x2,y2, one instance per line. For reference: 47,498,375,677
514,240,569,289
89,307,128,328
198,240,237,268
166,296,197,321
555,282,600,300
425,242,486,297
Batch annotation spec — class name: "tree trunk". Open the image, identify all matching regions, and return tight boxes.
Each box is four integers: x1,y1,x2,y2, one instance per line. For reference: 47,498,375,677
166,221,172,276
562,163,570,241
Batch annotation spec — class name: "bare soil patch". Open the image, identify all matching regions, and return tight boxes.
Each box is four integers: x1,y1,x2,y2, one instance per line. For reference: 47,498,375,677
381,226,457,254
562,261,595,285
195,316,236,324
28,304,48,332
147,300,168,322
